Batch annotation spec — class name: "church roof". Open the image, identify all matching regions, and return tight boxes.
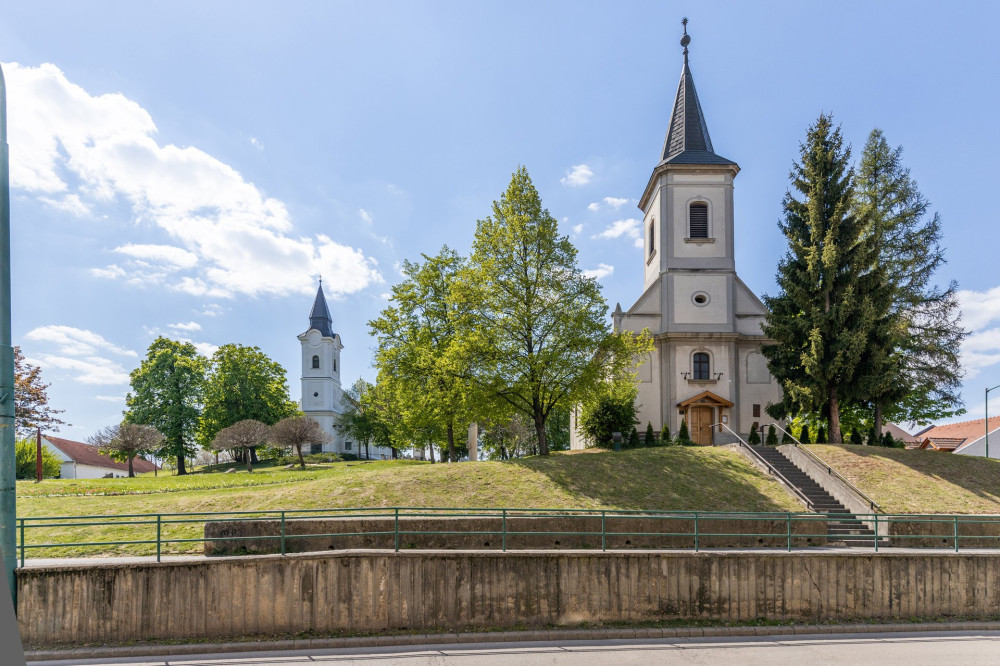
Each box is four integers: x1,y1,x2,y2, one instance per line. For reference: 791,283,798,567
658,24,736,168
308,282,336,338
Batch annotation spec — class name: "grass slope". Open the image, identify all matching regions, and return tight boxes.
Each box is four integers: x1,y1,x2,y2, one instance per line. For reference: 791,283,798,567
808,444,1000,514
16,448,800,557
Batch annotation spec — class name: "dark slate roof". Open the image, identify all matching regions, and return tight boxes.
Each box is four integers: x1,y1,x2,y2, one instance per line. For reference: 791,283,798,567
308,283,336,338
658,61,736,167
45,436,160,473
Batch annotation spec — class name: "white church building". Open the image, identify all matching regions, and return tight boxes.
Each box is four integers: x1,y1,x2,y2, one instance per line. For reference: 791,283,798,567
573,26,782,448
298,282,392,458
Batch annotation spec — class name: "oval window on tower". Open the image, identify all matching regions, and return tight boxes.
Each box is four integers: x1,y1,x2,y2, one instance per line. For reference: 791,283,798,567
692,292,710,306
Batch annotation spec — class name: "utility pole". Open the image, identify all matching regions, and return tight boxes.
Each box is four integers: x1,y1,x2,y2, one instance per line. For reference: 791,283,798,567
35,429,41,483
0,63,17,604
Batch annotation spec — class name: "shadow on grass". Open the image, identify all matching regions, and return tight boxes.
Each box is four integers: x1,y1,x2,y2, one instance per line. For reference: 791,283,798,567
506,447,800,512
808,444,1000,513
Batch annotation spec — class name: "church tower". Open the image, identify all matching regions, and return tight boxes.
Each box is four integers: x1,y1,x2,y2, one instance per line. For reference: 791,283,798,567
588,21,782,448
298,281,345,453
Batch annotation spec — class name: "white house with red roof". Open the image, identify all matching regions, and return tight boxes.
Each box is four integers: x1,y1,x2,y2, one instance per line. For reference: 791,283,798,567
915,416,1000,458
42,435,159,479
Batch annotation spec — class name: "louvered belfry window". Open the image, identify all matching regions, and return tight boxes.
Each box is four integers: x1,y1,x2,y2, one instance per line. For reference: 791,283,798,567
689,202,709,238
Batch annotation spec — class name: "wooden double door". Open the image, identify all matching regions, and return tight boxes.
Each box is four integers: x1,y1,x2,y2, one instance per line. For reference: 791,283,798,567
689,406,714,446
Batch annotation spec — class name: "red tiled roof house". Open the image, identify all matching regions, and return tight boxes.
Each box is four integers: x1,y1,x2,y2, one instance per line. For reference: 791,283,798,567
42,435,159,479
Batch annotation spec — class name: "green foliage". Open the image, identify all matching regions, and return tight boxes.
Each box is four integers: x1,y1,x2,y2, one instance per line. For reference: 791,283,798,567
855,129,967,426
867,425,880,447
747,423,761,445
451,167,653,455
198,344,296,449
659,423,673,446
816,426,827,444
15,438,61,479
644,422,656,448
578,384,638,449
335,378,394,460
762,114,889,443
765,425,778,446
799,425,811,444
89,422,165,478
14,346,67,438
780,428,791,444
627,427,640,449
677,418,692,446
369,246,470,461
126,337,207,476
850,429,864,445
544,407,571,452
881,431,904,449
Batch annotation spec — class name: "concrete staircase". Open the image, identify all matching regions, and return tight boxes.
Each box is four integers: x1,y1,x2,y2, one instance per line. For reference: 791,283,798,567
752,445,880,547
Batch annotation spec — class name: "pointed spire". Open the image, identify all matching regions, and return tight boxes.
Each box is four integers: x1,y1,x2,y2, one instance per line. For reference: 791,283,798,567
659,19,735,167
308,281,335,338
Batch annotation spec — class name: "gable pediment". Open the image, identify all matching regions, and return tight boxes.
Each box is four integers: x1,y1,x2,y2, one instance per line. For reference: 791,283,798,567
677,390,734,408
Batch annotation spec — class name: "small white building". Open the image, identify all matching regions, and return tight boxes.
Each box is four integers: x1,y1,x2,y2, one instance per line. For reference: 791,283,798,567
43,435,159,479
298,282,393,459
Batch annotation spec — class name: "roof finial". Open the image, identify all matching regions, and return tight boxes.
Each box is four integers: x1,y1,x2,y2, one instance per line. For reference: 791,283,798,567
680,17,691,65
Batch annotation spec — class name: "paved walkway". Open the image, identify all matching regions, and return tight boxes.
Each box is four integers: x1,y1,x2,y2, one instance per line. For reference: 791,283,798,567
26,630,1000,665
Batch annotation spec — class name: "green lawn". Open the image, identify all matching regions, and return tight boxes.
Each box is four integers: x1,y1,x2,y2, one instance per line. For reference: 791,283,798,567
16,448,800,558
808,444,1000,514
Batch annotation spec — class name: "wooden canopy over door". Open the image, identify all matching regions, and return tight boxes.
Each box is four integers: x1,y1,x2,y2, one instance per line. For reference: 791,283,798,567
678,390,735,446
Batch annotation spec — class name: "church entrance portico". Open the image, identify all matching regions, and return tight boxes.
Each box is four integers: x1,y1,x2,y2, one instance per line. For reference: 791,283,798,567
678,391,733,446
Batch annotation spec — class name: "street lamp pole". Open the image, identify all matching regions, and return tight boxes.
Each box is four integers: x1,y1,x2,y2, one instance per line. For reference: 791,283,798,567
987,384,1000,460
0,63,16,604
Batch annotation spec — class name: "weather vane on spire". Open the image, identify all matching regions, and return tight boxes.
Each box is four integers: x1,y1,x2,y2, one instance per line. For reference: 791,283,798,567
681,17,691,64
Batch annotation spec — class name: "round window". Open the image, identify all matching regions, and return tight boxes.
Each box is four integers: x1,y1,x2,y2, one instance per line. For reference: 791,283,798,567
313,392,319,397
692,292,710,306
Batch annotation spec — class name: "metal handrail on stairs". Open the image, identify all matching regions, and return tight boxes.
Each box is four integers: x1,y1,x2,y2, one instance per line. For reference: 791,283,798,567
765,423,881,512
710,422,814,510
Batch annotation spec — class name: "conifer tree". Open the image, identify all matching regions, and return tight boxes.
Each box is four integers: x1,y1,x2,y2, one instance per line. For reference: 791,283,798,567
659,423,673,446
854,129,967,431
799,424,811,444
850,429,863,445
748,423,761,445
762,114,887,444
628,426,640,449
765,425,778,446
816,425,827,444
644,422,655,448
866,425,879,447
677,418,691,445
780,429,791,445
881,431,896,448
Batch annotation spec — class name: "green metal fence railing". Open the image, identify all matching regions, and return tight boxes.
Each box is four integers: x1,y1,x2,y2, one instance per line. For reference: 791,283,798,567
14,507,1000,566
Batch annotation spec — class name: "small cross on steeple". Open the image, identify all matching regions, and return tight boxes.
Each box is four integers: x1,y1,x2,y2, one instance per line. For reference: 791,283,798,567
681,17,691,64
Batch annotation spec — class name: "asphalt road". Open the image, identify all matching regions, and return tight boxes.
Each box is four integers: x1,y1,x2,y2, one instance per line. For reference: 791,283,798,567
27,631,1000,665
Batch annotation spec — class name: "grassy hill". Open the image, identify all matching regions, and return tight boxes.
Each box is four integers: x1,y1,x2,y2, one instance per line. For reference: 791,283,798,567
16,448,801,557
808,444,1000,514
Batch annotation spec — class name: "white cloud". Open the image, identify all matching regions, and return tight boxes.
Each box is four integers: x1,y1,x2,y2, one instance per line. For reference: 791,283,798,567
583,263,614,280
561,164,594,187
5,62,382,299
39,193,90,216
249,136,263,150
633,238,644,248
24,325,137,359
587,202,600,212
89,264,126,280
359,208,373,224
593,218,641,241
572,224,583,236
36,355,131,385
191,341,219,357
957,287,1000,378
95,395,125,402
199,304,223,317
959,286,1000,331
603,196,629,209
168,321,202,333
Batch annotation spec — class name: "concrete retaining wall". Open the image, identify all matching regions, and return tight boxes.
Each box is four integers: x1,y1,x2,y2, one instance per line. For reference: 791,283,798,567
888,516,1000,548
18,550,1000,646
203,515,828,555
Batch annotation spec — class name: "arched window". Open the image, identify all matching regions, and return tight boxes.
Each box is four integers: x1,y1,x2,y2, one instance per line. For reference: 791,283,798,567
648,219,655,257
693,352,710,380
689,202,709,238
311,355,320,369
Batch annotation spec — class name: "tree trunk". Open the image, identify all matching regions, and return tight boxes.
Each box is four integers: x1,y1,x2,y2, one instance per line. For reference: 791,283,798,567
873,404,884,446
128,456,135,478
250,447,259,464
533,409,549,456
176,454,187,476
428,444,435,463
446,422,456,463
296,444,305,468
246,448,253,473
828,387,843,444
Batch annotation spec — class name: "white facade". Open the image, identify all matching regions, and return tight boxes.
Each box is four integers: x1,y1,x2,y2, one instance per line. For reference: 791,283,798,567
571,38,782,448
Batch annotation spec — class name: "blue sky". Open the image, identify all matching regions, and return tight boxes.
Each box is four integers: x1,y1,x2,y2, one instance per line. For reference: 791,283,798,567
3,1,999,440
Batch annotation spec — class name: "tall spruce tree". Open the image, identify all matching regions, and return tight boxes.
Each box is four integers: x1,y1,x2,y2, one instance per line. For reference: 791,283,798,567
762,114,886,443
854,129,967,431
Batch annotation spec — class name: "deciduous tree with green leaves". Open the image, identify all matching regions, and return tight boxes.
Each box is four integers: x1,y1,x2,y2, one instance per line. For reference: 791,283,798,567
198,344,297,458
452,167,651,455
334,378,393,460
762,114,888,444
125,337,207,476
